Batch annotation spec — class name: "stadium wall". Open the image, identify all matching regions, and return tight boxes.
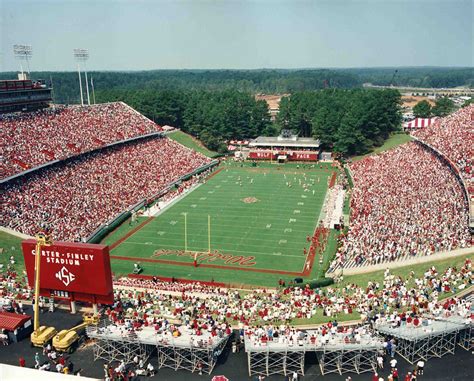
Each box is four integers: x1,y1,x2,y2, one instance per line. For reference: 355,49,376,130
86,159,219,243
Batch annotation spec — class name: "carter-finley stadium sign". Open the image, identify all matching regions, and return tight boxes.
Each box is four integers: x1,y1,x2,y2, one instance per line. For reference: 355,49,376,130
22,239,114,303
152,249,257,267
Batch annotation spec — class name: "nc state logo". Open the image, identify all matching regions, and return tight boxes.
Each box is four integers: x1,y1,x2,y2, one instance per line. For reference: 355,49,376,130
55,266,76,287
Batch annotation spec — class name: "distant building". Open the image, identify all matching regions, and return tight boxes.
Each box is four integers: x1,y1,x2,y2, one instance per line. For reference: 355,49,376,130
247,130,321,162
0,73,52,114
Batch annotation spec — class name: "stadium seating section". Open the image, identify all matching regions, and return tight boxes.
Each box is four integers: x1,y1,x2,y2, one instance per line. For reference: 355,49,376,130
1,102,162,180
1,137,211,241
412,104,473,196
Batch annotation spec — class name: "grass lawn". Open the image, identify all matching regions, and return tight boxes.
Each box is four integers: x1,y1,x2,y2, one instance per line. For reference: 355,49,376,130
0,231,25,272
168,130,219,158
103,162,337,287
352,132,412,161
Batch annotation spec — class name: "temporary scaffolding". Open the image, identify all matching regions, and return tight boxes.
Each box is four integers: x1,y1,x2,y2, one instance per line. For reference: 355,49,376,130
457,321,473,351
375,315,471,364
87,319,153,365
244,328,383,377
156,332,229,374
87,318,230,374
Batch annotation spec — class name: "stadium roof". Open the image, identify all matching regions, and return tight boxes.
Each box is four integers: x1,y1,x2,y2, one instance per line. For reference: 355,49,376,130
249,136,320,149
0,311,31,331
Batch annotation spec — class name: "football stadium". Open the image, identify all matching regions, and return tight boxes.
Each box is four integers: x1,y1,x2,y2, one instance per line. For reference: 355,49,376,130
1,2,473,381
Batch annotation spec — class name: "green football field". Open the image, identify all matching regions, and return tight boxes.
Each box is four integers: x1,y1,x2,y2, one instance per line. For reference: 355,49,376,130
103,162,338,287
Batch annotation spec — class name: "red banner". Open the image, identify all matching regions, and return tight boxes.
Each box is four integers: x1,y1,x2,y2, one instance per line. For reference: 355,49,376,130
291,152,318,161
249,151,275,160
22,240,113,304
249,151,318,161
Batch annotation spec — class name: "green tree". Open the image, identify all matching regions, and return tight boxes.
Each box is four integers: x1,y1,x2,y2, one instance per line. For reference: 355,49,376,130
412,100,432,118
432,97,455,117
462,98,473,108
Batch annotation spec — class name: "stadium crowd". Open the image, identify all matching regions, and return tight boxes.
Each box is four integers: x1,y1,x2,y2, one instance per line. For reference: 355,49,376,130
0,102,161,179
107,258,472,328
412,104,473,192
331,142,470,270
1,137,211,241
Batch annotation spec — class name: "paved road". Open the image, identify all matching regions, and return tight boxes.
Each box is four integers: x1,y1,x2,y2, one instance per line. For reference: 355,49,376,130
0,306,472,380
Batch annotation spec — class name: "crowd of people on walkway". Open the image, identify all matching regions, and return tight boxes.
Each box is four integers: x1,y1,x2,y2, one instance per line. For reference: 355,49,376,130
1,136,211,241
105,258,473,331
1,102,161,179
331,142,470,270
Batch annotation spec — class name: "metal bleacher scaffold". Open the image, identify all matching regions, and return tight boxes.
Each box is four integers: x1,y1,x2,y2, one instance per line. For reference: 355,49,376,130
86,317,230,375
374,314,472,364
244,326,384,377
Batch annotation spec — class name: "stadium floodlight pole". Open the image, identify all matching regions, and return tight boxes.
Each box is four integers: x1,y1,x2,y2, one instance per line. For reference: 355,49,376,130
91,77,96,104
74,48,90,106
13,44,33,76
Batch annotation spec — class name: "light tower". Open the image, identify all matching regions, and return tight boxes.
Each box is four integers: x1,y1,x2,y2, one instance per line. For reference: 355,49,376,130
73,48,91,106
13,44,32,79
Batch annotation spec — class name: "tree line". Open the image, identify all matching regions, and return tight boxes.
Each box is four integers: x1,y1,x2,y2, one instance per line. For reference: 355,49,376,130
97,88,401,156
413,97,471,118
0,67,471,105
96,89,273,152
277,89,402,155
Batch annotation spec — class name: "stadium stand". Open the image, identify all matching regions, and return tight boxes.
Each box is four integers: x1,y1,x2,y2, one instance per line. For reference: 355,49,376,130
0,102,162,180
1,136,211,241
412,105,473,189
111,257,472,325
331,141,471,270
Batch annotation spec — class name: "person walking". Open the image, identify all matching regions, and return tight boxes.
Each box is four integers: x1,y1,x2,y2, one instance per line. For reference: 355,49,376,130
416,360,424,375
377,354,384,369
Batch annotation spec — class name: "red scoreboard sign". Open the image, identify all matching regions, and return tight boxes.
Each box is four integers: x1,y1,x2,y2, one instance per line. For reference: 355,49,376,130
22,240,114,304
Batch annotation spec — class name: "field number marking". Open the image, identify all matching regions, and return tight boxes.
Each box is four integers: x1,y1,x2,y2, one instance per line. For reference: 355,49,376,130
190,204,197,208
284,228,292,233
170,220,177,225
266,224,272,229
293,210,300,214
301,195,307,199
279,240,287,245
298,202,304,206
273,252,282,256
157,231,165,236
200,197,207,200
289,218,296,223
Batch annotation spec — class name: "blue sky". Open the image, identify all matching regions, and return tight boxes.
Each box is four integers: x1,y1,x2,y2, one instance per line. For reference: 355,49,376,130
1,0,472,71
